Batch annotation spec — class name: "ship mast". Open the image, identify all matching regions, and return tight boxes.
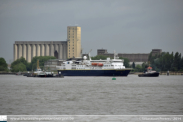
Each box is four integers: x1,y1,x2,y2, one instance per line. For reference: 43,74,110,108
37,60,40,70
88,49,92,61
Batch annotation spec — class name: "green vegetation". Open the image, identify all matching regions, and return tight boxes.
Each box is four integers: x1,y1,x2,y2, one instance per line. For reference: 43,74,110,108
132,62,148,72
11,57,28,72
12,62,27,72
148,52,183,72
11,56,56,72
0,57,8,71
30,56,56,70
132,62,135,69
131,52,183,72
91,55,108,60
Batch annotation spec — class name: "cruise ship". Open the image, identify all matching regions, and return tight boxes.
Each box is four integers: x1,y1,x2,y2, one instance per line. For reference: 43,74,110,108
56,54,132,76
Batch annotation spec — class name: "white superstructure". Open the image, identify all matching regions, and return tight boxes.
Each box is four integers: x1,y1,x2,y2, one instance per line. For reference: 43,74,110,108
56,55,126,70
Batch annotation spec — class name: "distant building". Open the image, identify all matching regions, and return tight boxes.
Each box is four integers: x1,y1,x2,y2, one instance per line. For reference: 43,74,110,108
151,49,162,56
13,26,81,62
67,26,81,59
97,49,162,64
97,49,108,55
44,59,64,71
14,41,67,62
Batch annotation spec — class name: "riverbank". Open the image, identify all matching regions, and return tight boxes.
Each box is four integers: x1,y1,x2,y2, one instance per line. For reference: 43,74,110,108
130,72,183,75
159,72,183,75
1,71,183,75
0,72,16,75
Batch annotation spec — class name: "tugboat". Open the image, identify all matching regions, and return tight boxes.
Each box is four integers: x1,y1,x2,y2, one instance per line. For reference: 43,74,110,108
37,71,55,77
34,60,56,77
138,66,159,77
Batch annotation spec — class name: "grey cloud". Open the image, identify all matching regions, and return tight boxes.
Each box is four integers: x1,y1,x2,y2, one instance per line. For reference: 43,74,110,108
0,0,183,63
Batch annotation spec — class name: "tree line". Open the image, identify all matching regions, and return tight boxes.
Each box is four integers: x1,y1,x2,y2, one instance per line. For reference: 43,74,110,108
0,58,8,72
148,52,183,72
10,56,56,72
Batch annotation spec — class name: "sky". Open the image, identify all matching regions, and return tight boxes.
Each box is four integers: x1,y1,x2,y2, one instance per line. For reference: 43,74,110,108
0,0,183,63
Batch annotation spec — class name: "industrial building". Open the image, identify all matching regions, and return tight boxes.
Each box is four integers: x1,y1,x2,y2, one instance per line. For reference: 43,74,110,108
13,26,81,62
97,49,162,64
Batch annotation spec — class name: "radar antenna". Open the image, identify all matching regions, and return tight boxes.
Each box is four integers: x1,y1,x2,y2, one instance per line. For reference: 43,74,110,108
113,50,119,59
80,48,83,58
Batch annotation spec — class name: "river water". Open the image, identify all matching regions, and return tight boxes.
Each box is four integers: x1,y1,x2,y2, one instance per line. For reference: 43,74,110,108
0,75,183,115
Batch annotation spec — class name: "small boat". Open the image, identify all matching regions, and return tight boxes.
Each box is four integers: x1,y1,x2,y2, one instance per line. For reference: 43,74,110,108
138,67,159,77
23,71,30,76
37,71,55,77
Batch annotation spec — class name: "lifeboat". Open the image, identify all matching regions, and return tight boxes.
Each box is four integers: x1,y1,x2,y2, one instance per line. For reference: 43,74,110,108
92,63,98,66
97,63,103,66
147,67,152,69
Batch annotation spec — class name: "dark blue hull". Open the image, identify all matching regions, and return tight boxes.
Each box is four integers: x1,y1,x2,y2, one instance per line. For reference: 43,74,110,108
138,72,159,77
57,69,131,76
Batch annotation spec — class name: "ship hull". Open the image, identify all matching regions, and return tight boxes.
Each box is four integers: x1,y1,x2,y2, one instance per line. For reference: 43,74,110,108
57,69,131,76
37,74,53,77
138,72,159,77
